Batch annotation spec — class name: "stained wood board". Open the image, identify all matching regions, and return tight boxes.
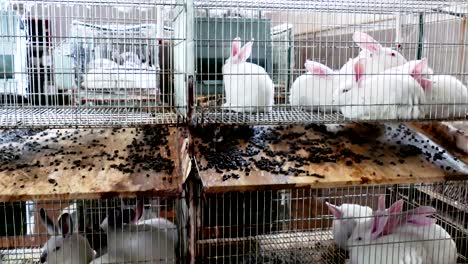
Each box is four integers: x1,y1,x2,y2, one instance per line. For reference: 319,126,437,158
0,126,190,202
410,121,468,163
194,123,468,193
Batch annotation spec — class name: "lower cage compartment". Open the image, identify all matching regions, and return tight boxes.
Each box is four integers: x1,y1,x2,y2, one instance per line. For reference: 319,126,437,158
196,182,468,264
0,195,188,264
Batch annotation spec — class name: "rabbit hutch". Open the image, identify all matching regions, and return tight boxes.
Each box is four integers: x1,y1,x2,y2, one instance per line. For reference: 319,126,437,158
0,0,468,264
190,0,468,263
0,0,191,263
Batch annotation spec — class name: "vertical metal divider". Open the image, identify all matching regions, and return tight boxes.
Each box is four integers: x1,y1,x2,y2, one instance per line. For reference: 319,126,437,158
182,0,199,263
417,13,425,60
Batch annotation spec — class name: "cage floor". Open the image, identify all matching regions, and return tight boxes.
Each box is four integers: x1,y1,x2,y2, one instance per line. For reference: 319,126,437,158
197,229,468,264
0,107,179,128
196,230,346,264
193,123,468,192
195,108,468,125
0,126,190,201
1,248,41,264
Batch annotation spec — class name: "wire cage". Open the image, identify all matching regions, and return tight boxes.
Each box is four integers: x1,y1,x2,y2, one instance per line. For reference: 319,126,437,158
0,195,188,263
195,181,468,263
0,0,188,128
191,0,468,125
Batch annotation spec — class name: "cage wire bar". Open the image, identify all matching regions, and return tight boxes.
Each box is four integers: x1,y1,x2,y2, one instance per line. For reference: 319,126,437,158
0,195,188,263
195,181,468,263
190,0,468,125
0,0,188,128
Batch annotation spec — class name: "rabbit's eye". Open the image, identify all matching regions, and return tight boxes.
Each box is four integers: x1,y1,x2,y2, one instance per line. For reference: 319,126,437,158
357,237,362,241
391,52,396,57
54,246,61,252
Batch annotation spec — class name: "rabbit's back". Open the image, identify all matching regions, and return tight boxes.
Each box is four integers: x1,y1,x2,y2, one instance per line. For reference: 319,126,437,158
107,224,176,263
395,224,457,264
341,74,425,120
223,62,274,112
425,75,468,118
349,232,430,264
290,74,336,111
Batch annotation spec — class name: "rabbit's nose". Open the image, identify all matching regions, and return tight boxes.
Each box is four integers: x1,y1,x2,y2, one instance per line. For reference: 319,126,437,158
40,252,47,263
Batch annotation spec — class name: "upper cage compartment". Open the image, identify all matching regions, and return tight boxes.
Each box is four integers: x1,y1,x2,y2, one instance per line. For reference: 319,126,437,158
192,0,468,124
0,0,187,128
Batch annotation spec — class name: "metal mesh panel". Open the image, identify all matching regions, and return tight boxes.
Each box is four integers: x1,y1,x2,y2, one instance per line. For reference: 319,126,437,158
0,0,187,128
0,196,187,263
192,0,468,124
195,181,468,263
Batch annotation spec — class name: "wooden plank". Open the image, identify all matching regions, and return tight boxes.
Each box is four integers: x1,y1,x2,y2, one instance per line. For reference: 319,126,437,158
410,121,468,163
0,127,190,202
194,123,468,193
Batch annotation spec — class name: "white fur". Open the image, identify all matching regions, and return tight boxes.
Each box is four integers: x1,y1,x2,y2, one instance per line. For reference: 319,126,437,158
424,75,468,118
100,204,177,263
326,202,373,250
104,221,176,263
334,60,426,120
348,222,430,264
291,32,407,112
393,223,457,264
86,59,119,70
82,66,158,90
289,63,341,112
119,52,141,66
39,209,95,264
339,31,408,85
223,38,274,113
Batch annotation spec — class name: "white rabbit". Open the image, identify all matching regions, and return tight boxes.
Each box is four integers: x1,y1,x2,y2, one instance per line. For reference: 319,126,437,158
376,196,457,264
424,75,468,118
222,37,274,113
289,60,344,112
326,201,373,250
39,208,95,264
339,31,408,78
101,200,177,263
333,58,428,120
82,68,116,90
119,52,141,66
348,200,434,264
99,201,177,243
86,58,119,71
291,32,407,112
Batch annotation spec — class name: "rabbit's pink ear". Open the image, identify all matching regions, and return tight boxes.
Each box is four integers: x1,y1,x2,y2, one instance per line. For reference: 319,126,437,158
237,41,253,62
58,213,72,238
353,31,383,53
232,37,241,57
410,58,432,90
354,58,366,84
371,199,404,240
326,202,343,218
377,195,386,211
131,200,144,224
304,60,334,78
405,206,437,226
418,78,433,91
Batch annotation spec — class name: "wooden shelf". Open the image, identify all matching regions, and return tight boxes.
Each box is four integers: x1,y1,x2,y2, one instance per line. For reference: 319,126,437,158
194,123,468,193
0,126,190,202
410,121,468,163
